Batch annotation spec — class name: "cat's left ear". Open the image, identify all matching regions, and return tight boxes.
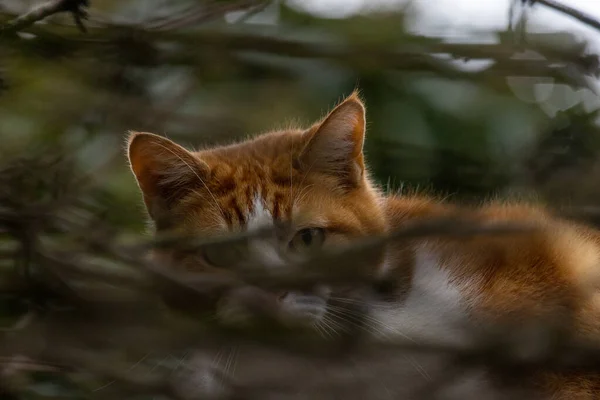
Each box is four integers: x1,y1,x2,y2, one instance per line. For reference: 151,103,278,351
298,91,366,187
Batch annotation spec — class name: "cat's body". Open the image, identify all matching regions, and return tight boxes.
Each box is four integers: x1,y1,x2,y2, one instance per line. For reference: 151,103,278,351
127,92,600,399
383,196,600,341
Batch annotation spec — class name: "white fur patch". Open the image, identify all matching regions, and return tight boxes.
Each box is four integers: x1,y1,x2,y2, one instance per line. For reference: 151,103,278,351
370,244,471,347
279,291,328,324
247,195,272,231
245,194,286,268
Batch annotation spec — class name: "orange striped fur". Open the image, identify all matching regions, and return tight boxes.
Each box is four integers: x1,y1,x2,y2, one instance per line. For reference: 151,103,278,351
127,92,600,398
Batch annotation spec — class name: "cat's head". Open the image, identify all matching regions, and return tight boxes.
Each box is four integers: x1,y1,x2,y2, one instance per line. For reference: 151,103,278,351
127,92,387,326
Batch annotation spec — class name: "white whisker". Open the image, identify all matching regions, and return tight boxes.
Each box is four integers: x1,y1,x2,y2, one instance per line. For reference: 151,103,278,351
315,317,337,339
326,305,416,343
311,321,327,339
404,355,432,381
321,314,346,336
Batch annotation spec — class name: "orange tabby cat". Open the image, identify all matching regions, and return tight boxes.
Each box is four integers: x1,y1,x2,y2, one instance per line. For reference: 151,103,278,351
127,92,600,399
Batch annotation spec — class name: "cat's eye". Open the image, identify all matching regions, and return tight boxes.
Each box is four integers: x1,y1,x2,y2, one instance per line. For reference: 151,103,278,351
288,228,325,252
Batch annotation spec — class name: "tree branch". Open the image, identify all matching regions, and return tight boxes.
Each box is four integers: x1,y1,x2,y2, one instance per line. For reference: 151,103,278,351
530,0,600,32
144,0,268,31
0,0,89,36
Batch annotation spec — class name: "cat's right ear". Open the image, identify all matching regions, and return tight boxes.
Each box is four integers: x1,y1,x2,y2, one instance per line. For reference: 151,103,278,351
127,132,209,220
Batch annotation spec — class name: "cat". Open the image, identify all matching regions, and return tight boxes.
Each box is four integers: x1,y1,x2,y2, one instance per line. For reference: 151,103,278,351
127,91,600,399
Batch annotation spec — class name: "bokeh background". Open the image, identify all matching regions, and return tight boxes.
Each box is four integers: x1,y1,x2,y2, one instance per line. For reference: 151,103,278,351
3,0,600,398
3,0,600,234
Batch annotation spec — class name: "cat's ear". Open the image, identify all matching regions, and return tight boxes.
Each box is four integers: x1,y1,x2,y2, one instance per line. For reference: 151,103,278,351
127,132,209,220
298,91,366,187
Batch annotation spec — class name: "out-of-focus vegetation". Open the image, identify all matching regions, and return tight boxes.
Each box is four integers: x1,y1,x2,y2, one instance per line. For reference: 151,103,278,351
2,0,600,212
2,0,600,399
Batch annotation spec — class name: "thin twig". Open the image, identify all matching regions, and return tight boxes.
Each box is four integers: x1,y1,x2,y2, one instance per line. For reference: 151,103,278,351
530,0,600,32
1,6,598,79
144,0,266,31
0,0,89,36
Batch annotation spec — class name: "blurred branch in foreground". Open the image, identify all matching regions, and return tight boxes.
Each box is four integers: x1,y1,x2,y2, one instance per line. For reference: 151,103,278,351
1,148,600,399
